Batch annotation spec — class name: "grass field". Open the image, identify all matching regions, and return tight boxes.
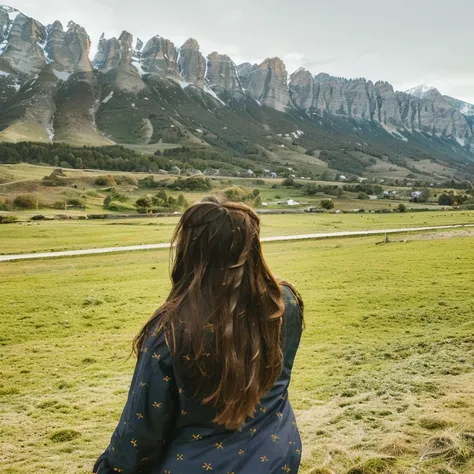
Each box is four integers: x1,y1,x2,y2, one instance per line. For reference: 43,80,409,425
1,211,473,255
1,233,474,473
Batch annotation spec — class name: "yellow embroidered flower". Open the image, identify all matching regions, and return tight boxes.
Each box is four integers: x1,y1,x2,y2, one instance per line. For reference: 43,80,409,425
136,413,143,419
238,449,245,455
130,439,138,448
177,454,184,461
152,402,162,408
192,433,202,441
271,434,280,442
260,455,269,462
215,442,224,449
202,462,213,471
282,465,291,473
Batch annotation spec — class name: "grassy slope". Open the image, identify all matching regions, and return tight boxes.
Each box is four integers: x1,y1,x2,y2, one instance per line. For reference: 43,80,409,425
1,237,474,473
1,211,474,255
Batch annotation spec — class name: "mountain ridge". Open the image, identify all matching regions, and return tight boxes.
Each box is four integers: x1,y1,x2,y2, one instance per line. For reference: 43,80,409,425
0,4,473,181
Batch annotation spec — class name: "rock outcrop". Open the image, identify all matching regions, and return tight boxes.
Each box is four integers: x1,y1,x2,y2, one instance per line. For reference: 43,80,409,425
205,52,242,94
398,89,472,140
178,38,206,87
246,57,291,111
93,30,134,73
236,62,258,89
0,8,46,75
141,35,179,76
45,21,92,72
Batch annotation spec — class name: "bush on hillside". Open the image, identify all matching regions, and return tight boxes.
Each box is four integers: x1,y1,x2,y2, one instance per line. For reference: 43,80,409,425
31,215,46,220
222,186,252,203
95,175,117,187
0,198,12,211
438,193,455,206
398,203,407,212
13,194,38,209
320,199,335,210
115,175,138,186
169,176,212,191
67,198,85,208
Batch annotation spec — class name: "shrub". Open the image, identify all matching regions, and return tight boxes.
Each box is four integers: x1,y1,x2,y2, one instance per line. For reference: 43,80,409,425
169,176,212,191
177,194,188,209
252,189,260,198
0,198,12,211
139,176,159,188
357,192,369,200
115,175,138,186
321,199,335,210
135,196,153,213
53,201,67,210
222,186,252,203
67,198,85,208
304,183,318,195
398,203,407,212
31,215,46,221
95,175,116,187
438,193,455,206
282,177,295,187
13,194,38,209
0,215,18,224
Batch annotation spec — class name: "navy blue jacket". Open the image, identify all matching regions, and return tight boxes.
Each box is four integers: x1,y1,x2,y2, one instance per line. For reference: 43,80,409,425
94,285,303,474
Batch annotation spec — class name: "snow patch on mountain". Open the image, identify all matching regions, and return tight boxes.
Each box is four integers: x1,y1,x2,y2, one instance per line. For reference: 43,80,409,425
53,70,71,81
405,84,438,99
102,91,114,103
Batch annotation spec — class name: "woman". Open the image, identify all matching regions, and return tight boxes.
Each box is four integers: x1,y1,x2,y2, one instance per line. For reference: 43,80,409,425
93,197,304,474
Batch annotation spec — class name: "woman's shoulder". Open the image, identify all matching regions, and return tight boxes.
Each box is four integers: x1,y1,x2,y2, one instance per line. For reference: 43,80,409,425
280,282,303,312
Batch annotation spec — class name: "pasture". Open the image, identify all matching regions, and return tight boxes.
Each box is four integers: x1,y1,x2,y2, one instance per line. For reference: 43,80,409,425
1,232,474,473
1,211,473,255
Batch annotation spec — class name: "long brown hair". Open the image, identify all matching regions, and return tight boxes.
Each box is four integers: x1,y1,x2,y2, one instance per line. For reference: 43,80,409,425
134,197,285,429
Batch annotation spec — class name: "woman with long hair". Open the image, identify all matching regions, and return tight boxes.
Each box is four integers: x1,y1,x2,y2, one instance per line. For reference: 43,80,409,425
93,197,304,474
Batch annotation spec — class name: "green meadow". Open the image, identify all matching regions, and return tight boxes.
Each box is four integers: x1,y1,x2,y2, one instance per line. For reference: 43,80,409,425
1,211,473,255
1,232,474,473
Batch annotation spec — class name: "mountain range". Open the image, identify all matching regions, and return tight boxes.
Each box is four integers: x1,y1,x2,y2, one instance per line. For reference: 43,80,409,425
0,4,473,181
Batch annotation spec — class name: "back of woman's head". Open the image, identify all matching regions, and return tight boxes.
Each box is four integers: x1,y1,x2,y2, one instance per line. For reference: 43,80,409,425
135,197,285,429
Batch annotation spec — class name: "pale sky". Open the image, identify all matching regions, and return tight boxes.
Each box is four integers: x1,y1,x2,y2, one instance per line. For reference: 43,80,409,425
9,0,474,103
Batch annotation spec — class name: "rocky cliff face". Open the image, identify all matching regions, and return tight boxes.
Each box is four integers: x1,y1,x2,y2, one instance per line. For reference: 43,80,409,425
0,4,473,157
246,57,291,111
206,52,242,94
0,7,46,75
93,31,134,73
288,72,473,140
236,62,258,89
178,38,206,87
141,35,179,76
398,89,472,140
45,21,92,72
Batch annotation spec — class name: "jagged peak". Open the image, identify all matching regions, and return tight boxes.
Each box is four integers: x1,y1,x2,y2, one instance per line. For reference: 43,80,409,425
290,67,311,79
207,51,233,62
118,30,133,42
405,84,440,99
50,20,63,30
181,38,199,50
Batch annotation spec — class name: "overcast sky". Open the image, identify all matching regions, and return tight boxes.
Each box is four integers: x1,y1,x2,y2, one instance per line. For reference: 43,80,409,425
11,0,474,103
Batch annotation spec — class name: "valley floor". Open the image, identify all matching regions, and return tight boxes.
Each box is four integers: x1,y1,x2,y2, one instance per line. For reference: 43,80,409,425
1,231,474,473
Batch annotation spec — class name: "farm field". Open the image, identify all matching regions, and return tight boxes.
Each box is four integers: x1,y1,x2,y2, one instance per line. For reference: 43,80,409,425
1,234,474,473
1,211,474,255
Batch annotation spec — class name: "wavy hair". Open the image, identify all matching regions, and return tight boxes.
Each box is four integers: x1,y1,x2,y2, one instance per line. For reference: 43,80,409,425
134,197,286,429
